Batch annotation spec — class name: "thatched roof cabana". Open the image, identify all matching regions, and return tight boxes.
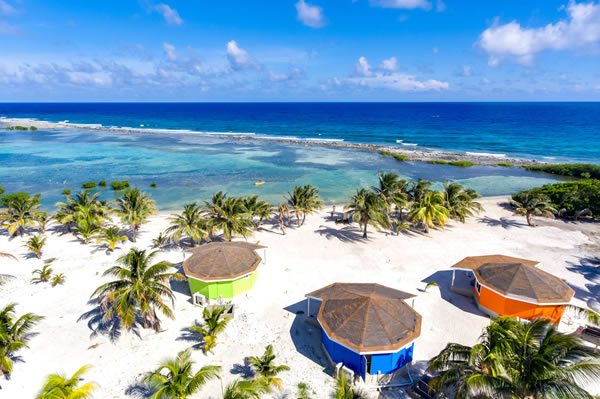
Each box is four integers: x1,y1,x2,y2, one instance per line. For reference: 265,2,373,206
451,254,539,271
183,242,265,282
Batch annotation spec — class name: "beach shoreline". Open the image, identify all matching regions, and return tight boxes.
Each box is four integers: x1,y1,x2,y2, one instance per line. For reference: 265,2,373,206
0,117,551,167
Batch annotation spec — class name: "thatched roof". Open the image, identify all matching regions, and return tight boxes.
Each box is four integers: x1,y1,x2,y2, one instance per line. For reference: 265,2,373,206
474,262,574,304
183,242,265,281
306,283,421,353
451,255,539,271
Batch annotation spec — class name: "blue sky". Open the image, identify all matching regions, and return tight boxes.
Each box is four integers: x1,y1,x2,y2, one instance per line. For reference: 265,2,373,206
1,0,600,101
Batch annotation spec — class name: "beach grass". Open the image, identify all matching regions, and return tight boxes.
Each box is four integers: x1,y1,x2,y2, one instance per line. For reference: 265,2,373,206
379,150,408,162
110,180,130,190
81,182,96,189
497,162,514,167
428,160,475,167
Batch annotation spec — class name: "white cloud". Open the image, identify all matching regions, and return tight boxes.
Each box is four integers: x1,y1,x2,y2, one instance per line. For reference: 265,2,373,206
479,1,600,66
295,0,325,28
436,0,446,12
461,65,472,76
0,0,18,16
370,0,432,10
348,72,448,91
380,56,398,71
154,3,182,26
355,56,373,76
268,68,304,82
162,42,177,61
226,40,255,71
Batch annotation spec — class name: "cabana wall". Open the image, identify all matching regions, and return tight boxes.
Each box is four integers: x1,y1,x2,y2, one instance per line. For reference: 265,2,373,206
474,283,566,323
187,271,258,299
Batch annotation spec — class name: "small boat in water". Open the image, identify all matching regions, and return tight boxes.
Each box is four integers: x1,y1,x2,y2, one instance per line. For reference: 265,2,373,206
255,180,265,186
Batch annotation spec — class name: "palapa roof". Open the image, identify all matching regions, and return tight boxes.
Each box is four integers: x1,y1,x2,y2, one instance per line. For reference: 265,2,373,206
451,254,539,271
474,262,574,304
306,283,422,354
183,242,265,282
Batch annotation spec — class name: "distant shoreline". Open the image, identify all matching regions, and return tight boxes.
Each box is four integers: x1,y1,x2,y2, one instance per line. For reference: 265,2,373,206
0,117,550,167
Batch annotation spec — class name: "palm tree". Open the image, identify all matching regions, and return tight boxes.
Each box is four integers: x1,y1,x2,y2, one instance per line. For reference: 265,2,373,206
285,185,324,227
276,203,289,235
34,211,53,233
55,190,112,233
91,248,184,331
25,234,46,259
344,188,390,239
165,203,207,247
152,232,169,249
247,344,290,390
51,273,65,287
332,373,366,399
0,303,43,375
31,265,53,283
297,382,313,399
408,191,450,233
443,181,483,223
73,218,100,245
95,226,128,253
4,195,39,236
0,253,17,287
243,196,273,228
512,192,557,226
222,378,270,399
408,179,433,203
428,317,600,399
115,188,157,242
144,349,221,399
206,196,254,241
190,305,232,353
371,171,408,218
36,365,97,399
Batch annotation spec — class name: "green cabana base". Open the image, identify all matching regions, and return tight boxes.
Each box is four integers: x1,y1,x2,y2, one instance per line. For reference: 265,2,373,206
188,271,258,299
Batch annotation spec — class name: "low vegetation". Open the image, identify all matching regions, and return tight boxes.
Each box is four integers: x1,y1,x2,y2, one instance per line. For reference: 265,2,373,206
0,303,43,376
98,180,107,187
523,163,600,179
427,160,475,167
497,162,513,167
190,305,232,353
110,180,130,190
81,182,96,189
378,150,408,162
36,365,96,399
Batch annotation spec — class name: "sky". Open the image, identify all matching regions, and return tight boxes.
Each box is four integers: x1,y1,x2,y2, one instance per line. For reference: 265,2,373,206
1,0,600,101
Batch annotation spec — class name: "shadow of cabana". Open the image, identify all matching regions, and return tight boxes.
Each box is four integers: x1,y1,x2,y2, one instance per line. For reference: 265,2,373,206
422,270,488,317
283,299,333,375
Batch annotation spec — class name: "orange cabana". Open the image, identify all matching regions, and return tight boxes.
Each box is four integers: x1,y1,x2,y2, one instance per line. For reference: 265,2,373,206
451,255,574,324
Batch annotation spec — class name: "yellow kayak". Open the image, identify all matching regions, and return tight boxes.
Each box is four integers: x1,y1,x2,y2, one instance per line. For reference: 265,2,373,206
255,180,265,186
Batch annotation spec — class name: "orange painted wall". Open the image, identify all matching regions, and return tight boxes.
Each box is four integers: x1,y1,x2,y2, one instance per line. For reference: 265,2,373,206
474,284,565,324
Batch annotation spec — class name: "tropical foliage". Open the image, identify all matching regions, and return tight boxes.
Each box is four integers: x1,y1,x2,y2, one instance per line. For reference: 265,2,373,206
95,226,128,253
285,185,324,227
2,193,40,236
443,181,483,223
523,163,600,179
55,190,112,238
428,317,600,398
144,349,220,399
243,195,273,228
0,303,43,375
345,188,390,238
332,372,366,399
205,195,254,241
189,305,232,353
247,344,290,390
511,191,557,226
222,378,270,399
115,187,156,242
165,203,207,247
36,365,96,399
31,265,53,283
91,248,183,331
408,191,450,233
25,234,46,259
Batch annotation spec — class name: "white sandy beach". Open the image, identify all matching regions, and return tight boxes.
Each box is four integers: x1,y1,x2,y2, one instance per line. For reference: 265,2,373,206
1,197,599,398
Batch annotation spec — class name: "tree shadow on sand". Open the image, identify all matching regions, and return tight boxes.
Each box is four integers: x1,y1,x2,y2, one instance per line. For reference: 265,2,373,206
313,225,366,243
477,216,527,229
124,383,154,399
176,322,205,351
566,256,600,311
421,270,488,318
77,299,141,342
230,358,255,379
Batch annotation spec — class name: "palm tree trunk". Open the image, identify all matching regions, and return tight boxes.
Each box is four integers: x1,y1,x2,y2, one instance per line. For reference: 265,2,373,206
296,211,301,227
190,237,195,247
363,223,368,239
131,224,137,242
526,213,532,226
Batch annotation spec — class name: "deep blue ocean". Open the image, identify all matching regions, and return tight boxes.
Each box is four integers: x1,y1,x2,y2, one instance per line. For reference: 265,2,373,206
0,102,595,209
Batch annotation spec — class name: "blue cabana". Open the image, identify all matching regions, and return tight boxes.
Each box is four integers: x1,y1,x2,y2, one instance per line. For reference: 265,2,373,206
306,283,422,381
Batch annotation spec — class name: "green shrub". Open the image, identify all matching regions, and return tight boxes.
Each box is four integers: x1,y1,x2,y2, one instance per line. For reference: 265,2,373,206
110,180,130,190
150,182,157,188
29,126,38,131
98,180,107,187
14,126,28,131
0,186,4,195
62,189,71,196
0,192,40,207
428,160,448,165
427,160,475,167
81,182,96,189
4,126,14,130
523,163,600,179
513,179,600,218
497,162,514,167
379,151,408,162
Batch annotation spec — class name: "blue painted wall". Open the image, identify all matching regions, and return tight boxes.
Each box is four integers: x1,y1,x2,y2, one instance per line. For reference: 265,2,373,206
370,343,414,375
322,331,366,379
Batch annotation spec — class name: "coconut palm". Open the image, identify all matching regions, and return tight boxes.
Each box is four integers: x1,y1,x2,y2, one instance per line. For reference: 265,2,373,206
222,378,270,399
51,273,65,287
297,382,313,399
31,265,53,283
276,203,289,235
4,195,39,236
243,196,273,228
443,181,483,223
152,232,169,249
332,372,366,399
115,188,157,242
165,203,207,247
206,196,254,241
73,219,100,245
25,234,46,259
34,211,53,233
36,364,96,399
95,226,128,253
371,171,409,218
0,253,17,287
190,305,232,353
408,179,433,203
0,303,43,375
55,190,112,233
144,349,221,399
344,188,390,239
91,248,184,331
512,192,557,226
408,191,450,233
428,317,600,399
285,185,324,227
247,344,290,390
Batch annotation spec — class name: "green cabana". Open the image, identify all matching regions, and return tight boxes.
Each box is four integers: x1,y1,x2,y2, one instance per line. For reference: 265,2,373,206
183,242,266,299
